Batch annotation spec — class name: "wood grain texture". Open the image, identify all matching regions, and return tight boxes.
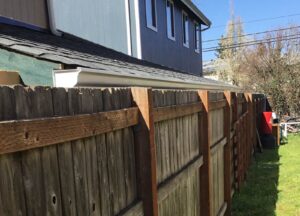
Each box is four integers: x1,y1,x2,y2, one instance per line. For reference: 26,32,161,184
52,87,77,216
158,168,200,216
0,86,26,216
209,99,226,111
34,86,63,216
157,156,203,202
120,89,137,207
224,91,232,216
93,89,112,216
153,90,200,184
198,90,213,216
153,102,203,122
15,86,46,216
122,201,144,216
68,88,89,215
81,88,101,216
131,87,158,216
0,105,138,155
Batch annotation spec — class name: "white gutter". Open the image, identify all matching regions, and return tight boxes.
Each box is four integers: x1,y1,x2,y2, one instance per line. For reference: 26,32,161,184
47,0,62,36
53,67,241,91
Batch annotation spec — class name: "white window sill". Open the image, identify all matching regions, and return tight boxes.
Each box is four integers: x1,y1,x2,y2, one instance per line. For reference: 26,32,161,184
168,35,176,41
147,24,158,32
183,43,189,48
195,49,200,53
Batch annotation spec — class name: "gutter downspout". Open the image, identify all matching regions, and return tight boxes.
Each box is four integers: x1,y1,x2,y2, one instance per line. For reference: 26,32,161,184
201,25,210,32
47,0,62,36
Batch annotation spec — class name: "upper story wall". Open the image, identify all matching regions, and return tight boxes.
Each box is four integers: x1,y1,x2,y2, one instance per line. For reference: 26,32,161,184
139,0,203,76
51,0,134,56
0,0,48,29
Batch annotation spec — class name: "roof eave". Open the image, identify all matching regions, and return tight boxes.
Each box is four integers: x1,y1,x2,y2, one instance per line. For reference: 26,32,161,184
180,0,211,27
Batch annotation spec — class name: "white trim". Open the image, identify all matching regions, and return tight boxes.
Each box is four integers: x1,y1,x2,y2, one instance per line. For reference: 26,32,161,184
134,0,142,59
166,0,176,41
147,24,158,32
194,21,200,53
125,0,132,56
182,10,189,48
146,0,158,32
47,0,62,36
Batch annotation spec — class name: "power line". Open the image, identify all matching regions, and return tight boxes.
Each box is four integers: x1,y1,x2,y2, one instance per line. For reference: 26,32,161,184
203,33,300,51
203,35,300,52
210,13,300,29
203,25,300,43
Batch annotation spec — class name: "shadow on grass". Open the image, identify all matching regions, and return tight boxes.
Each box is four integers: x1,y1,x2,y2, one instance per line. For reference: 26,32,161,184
232,148,280,216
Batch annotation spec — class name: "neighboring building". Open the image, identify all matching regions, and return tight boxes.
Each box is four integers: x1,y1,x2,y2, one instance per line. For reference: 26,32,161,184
203,60,219,80
0,0,211,76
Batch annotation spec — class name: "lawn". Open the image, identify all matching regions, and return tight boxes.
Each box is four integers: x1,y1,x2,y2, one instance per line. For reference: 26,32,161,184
232,134,300,216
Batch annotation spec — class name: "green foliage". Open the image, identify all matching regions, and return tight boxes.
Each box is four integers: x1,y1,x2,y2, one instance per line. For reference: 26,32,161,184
214,24,300,116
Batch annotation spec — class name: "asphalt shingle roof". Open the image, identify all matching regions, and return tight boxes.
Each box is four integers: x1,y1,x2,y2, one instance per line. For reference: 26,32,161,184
0,24,233,89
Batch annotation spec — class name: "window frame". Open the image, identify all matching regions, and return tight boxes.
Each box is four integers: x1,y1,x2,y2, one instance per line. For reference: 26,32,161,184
194,21,200,53
146,0,158,32
182,11,189,48
166,0,175,41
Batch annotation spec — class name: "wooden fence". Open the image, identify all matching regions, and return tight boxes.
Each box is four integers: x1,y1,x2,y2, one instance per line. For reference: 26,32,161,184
0,86,266,216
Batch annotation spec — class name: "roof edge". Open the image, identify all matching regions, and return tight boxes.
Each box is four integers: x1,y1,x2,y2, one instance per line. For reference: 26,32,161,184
180,0,211,27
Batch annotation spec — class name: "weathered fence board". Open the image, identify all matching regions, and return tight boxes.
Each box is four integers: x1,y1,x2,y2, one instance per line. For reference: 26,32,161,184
52,87,77,216
0,104,138,155
0,86,26,216
0,85,266,216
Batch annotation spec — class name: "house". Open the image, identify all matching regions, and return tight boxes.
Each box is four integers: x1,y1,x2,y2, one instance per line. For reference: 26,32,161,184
0,0,211,76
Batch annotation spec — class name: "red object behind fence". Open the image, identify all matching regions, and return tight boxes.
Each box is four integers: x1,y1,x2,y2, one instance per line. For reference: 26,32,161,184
261,112,273,134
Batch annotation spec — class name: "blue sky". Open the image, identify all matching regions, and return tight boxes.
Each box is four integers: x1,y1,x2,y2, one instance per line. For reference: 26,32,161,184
194,0,300,61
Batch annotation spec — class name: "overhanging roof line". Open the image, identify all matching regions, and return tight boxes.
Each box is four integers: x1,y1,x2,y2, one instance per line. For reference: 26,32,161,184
180,0,211,27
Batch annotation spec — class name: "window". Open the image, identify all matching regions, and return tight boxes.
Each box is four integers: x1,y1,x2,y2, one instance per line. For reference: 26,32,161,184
194,22,200,52
182,12,189,47
146,0,157,31
166,0,175,40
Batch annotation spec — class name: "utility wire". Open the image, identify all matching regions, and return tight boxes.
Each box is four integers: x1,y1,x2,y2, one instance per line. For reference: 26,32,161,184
203,33,300,51
210,13,300,29
203,35,300,52
203,25,300,43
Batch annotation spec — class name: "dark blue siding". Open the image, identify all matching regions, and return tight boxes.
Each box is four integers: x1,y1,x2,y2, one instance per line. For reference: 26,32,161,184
139,0,203,76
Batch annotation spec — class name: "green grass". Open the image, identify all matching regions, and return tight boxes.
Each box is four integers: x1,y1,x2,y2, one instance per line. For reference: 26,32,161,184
232,134,300,216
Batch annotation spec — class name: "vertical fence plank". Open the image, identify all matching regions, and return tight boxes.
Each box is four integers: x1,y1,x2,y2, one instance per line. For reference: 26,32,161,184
120,89,137,206
0,86,26,216
131,87,158,216
224,91,232,215
68,88,89,215
198,90,212,216
35,86,62,216
103,88,120,214
15,86,46,216
81,88,102,216
52,87,77,216
93,89,112,216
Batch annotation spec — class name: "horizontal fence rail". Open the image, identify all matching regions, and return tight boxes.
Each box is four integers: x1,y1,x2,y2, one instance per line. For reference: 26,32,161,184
0,107,139,155
0,85,266,216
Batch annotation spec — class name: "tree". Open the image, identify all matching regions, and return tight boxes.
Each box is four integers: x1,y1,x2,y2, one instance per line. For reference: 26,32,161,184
214,17,247,85
239,26,300,116
214,23,300,116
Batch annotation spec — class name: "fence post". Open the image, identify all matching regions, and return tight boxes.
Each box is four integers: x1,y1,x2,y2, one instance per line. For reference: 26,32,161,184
224,91,232,215
198,90,212,216
131,87,158,216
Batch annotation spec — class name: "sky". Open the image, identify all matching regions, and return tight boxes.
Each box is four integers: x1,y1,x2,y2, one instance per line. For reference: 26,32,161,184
194,0,300,61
